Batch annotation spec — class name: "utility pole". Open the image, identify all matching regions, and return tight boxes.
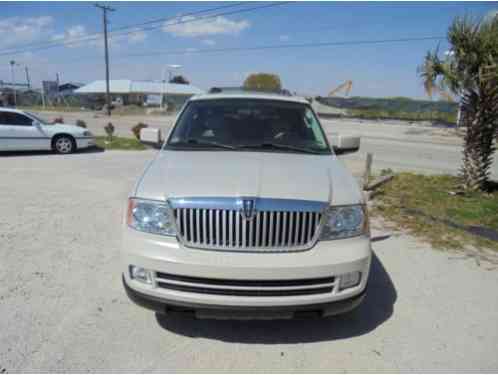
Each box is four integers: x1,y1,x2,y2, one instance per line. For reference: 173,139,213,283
9,60,17,107
95,3,115,116
41,82,46,109
25,66,31,89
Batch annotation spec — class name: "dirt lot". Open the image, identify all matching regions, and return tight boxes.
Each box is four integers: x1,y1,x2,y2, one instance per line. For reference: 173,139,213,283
0,149,497,372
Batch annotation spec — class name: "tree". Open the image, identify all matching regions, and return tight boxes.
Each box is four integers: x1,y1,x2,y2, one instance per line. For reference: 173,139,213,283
169,75,190,85
243,73,282,92
418,14,498,191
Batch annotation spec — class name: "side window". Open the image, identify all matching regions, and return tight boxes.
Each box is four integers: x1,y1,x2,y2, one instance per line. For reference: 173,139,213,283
0,112,6,125
303,108,327,148
3,113,33,126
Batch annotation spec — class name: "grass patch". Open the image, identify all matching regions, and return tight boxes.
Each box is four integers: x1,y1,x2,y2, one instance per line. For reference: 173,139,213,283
95,136,147,151
371,173,498,251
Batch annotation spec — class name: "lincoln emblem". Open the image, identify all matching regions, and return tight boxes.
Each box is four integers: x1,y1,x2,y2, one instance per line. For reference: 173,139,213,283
241,199,256,220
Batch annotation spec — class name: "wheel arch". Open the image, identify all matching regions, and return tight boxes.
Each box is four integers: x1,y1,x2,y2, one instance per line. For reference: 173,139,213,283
51,133,77,151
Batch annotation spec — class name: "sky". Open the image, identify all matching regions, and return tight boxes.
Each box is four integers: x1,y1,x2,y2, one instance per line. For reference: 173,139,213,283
0,1,496,99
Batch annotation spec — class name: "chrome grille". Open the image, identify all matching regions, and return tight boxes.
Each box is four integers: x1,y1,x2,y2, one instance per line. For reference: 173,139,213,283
170,197,325,252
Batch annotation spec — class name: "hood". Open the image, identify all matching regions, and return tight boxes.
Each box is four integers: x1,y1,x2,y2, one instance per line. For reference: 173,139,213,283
41,123,87,135
135,150,363,206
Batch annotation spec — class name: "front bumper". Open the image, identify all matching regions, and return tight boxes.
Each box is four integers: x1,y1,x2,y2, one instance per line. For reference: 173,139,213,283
123,275,366,319
76,137,96,149
122,227,371,317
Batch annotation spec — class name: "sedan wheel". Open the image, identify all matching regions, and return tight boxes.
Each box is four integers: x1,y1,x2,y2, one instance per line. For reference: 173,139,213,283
54,136,75,154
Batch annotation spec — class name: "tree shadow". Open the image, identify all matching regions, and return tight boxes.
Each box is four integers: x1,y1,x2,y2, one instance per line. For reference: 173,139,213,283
484,180,498,193
155,252,396,344
0,146,104,157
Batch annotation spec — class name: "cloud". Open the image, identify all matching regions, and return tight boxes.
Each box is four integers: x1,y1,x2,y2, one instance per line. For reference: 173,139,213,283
127,28,147,44
202,39,216,46
52,24,145,49
163,15,250,37
51,25,89,48
0,16,54,48
279,35,290,42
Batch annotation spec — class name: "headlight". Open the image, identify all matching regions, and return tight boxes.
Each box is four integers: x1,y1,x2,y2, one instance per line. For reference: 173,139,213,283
127,198,176,236
320,205,367,240
83,130,93,136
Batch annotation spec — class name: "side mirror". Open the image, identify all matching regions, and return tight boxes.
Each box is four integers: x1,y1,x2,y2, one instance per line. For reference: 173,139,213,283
32,121,42,128
327,133,361,155
140,127,163,149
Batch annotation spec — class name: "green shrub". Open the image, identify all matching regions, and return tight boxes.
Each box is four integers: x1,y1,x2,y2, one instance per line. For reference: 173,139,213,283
131,122,148,140
75,119,87,128
104,122,115,141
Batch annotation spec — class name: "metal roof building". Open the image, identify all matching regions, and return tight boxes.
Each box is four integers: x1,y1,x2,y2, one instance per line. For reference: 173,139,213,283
75,80,203,96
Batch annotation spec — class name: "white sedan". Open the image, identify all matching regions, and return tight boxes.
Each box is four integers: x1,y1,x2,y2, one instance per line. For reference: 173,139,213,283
0,108,95,154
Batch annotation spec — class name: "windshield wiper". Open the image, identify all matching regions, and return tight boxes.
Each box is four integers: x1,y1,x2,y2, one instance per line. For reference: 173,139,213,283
238,143,323,154
170,139,238,150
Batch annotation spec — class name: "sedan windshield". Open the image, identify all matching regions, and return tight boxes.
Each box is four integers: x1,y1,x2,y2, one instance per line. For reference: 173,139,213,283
167,99,330,154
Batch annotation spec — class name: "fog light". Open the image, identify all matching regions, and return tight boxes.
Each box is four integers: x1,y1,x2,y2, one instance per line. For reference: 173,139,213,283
339,271,361,290
129,265,152,284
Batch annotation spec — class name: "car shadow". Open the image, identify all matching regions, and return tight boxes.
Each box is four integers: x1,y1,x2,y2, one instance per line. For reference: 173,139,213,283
0,146,105,157
155,252,396,344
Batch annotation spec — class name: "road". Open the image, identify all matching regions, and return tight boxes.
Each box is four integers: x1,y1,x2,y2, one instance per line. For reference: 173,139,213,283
33,110,498,178
321,118,498,179
0,150,497,372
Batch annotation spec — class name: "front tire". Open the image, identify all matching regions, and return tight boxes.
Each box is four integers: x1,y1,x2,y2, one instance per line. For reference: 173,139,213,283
53,135,76,154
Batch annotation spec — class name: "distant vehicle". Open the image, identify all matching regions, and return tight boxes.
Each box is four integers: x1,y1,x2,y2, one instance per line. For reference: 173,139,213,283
143,94,162,107
111,96,123,106
122,91,370,320
0,108,95,154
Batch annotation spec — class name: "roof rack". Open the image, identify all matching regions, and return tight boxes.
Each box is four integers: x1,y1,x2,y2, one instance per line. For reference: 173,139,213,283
208,87,292,96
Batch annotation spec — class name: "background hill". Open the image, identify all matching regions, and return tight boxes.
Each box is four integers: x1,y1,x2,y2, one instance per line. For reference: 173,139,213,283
315,96,458,124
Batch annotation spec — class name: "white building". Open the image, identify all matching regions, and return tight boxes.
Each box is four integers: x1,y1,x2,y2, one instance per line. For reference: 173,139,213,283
75,79,204,109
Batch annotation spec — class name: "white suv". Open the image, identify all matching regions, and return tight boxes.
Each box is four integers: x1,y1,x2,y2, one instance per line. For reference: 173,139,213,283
0,108,95,153
122,92,371,319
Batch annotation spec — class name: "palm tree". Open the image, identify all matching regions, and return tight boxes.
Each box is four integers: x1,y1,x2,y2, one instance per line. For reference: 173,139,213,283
418,14,498,191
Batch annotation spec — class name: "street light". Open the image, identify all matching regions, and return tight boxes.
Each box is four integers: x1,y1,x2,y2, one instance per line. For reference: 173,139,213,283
160,64,182,111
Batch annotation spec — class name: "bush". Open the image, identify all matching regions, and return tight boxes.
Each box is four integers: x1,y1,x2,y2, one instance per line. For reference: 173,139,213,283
52,117,64,124
131,122,148,140
104,122,115,141
75,119,87,128
243,73,282,92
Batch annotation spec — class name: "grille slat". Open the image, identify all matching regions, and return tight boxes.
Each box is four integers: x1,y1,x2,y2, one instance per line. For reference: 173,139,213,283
287,213,294,247
173,199,323,252
255,212,261,248
294,212,301,245
157,281,332,296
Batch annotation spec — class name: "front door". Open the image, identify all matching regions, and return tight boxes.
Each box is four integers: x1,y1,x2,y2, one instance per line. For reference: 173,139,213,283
0,111,50,151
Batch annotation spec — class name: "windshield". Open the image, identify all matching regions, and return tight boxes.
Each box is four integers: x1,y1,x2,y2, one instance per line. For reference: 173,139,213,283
26,112,50,125
166,99,330,154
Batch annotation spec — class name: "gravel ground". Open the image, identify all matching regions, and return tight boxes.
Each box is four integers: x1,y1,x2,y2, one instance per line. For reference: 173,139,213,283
0,149,497,372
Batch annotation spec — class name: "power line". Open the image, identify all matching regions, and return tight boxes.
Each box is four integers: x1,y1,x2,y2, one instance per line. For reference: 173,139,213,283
117,36,446,59
109,2,246,32
54,35,445,65
0,2,289,57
